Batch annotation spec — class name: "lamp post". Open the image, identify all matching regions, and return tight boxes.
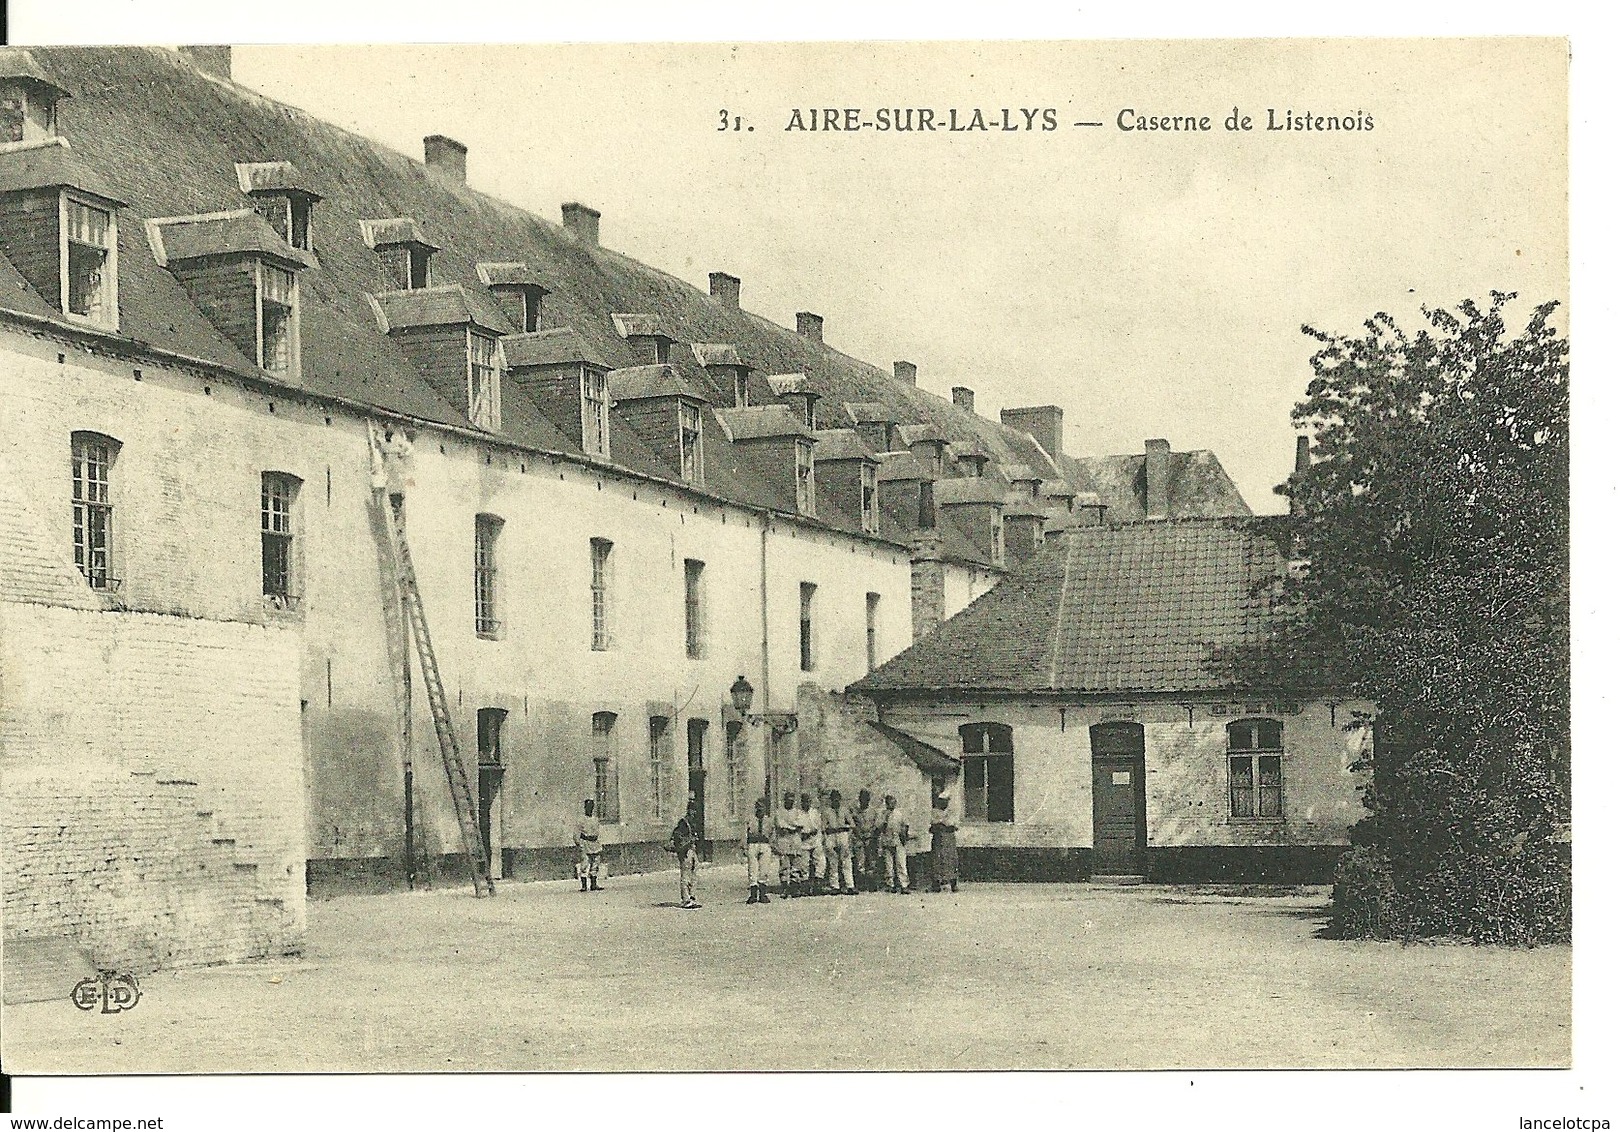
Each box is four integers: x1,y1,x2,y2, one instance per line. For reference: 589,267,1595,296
730,674,796,807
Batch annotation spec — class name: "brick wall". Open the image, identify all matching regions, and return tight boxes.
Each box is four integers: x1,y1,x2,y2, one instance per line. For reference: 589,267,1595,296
0,601,305,969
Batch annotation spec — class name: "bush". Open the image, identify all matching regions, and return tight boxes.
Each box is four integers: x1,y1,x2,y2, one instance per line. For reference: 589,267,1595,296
1330,742,1571,945
1330,847,1404,940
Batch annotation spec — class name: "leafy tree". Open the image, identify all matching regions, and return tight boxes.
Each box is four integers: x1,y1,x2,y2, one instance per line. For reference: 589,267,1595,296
1280,292,1568,943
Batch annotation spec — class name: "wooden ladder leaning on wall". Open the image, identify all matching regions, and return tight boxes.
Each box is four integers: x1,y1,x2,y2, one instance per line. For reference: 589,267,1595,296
368,422,496,898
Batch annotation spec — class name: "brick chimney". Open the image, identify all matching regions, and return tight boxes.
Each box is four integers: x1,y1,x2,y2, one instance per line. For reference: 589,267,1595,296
179,46,232,81
423,135,467,183
1144,438,1172,519
952,386,975,415
893,360,917,385
910,530,947,642
1295,435,1311,475
1001,405,1064,458
796,312,823,343
562,202,600,247
710,272,741,310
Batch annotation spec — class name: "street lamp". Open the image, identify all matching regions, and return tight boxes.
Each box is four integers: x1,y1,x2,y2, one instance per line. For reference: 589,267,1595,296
730,674,798,805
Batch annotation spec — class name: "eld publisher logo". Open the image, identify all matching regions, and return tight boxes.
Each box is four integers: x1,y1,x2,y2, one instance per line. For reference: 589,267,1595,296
71,969,141,1013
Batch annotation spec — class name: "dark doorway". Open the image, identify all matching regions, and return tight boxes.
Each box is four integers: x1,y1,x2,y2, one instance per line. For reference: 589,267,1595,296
1090,722,1147,876
687,717,709,859
476,708,506,879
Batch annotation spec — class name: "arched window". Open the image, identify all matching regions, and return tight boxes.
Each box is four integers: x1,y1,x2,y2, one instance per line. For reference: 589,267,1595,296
70,431,120,590
1227,719,1284,819
592,711,620,823
960,722,1014,823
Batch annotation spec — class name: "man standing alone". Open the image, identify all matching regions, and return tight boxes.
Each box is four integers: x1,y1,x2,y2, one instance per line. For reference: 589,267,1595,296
668,793,701,909
878,794,910,895
575,798,603,892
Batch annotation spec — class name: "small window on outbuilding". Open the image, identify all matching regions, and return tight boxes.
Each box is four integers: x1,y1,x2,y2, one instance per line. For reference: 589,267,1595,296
1228,719,1284,819
961,722,1014,823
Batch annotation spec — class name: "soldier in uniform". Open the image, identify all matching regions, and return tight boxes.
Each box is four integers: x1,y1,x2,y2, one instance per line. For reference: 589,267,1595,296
822,789,856,896
574,798,603,892
668,793,701,909
878,793,911,894
799,791,826,895
745,796,774,905
775,791,804,897
850,788,880,892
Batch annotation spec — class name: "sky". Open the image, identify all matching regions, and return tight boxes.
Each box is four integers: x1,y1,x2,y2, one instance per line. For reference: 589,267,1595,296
221,39,1567,514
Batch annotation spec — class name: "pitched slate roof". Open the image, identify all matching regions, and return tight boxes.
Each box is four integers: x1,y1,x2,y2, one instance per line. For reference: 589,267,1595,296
0,46,1250,560
852,519,1296,696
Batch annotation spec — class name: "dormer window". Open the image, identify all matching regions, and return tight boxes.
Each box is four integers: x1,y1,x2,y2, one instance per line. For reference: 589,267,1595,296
478,263,548,333
369,284,507,433
150,209,307,378
259,194,312,252
468,330,501,431
861,463,878,533
991,513,1005,566
678,402,703,484
612,314,676,366
0,52,68,144
236,163,321,254
361,219,437,291
795,440,816,516
583,369,610,458
734,370,749,408
64,196,115,328
402,245,431,289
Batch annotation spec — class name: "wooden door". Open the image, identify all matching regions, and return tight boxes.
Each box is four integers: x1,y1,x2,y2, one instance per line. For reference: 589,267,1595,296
1090,723,1146,875
477,765,502,877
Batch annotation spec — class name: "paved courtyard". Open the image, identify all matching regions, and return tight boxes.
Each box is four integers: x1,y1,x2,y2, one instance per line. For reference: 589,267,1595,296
4,866,1570,1072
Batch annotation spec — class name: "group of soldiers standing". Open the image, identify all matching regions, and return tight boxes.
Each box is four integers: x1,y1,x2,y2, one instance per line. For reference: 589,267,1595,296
573,784,961,910
743,787,918,902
